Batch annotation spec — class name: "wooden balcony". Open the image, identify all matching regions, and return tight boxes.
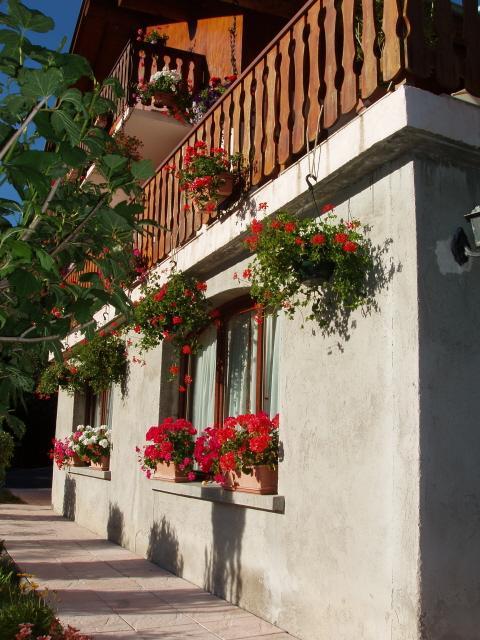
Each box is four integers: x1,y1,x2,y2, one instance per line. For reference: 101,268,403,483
102,40,208,168
73,0,480,284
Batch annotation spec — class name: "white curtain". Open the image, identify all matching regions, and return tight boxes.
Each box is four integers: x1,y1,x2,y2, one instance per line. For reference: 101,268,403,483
224,311,257,417
191,324,217,430
263,314,280,417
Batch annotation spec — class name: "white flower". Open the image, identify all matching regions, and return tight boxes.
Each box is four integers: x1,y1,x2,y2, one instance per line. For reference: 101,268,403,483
99,439,109,449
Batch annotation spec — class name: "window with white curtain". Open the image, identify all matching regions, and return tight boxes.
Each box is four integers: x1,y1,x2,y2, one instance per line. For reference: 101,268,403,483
86,386,113,427
186,298,279,428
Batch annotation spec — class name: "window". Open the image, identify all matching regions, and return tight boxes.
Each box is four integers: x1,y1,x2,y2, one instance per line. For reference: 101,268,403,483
183,297,280,429
85,387,113,427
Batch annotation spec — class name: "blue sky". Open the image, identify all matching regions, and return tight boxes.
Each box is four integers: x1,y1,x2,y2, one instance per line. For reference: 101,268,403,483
0,1,82,205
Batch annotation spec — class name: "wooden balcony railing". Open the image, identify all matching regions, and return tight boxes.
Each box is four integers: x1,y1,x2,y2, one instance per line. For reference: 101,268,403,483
73,0,480,285
102,40,209,123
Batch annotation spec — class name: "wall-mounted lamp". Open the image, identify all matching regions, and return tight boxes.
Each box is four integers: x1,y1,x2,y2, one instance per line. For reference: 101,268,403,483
451,205,480,265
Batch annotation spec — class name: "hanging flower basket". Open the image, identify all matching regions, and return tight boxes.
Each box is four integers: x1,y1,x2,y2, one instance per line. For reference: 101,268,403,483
90,455,110,471
223,465,278,495
294,258,336,287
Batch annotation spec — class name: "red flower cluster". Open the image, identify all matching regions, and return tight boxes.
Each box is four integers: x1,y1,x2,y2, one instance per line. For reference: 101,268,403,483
49,437,74,470
138,417,197,479
194,412,279,484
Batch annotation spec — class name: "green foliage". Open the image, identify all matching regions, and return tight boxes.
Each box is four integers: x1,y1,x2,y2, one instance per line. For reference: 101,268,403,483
37,332,127,396
0,591,56,640
133,271,211,354
0,430,14,487
246,210,374,330
0,1,155,429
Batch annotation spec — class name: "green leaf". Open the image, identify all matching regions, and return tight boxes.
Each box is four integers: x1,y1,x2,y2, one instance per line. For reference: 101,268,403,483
54,53,92,84
18,67,62,99
9,268,42,296
131,159,154,181
51,109,82,145
8,1,54,33
0,198,21,214
35,247,57,274
60,88,85,113
102,77,124,98
9,149,58,171
101,153,128,173
59,143,87,168
9,239,31,260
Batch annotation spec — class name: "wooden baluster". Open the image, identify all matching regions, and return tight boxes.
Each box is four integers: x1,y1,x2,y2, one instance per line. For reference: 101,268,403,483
149,178,157,266
292,16,306,154
323,0,338,128
138,49,146,85
152,172,160,264
242,72,254,168
381,0,403,83
164,164,173,256
171,152,180,250
404,0,430,80
231,84,243,155
183,138,195,241
307,0,322,143
222,93,233,153
252,58,265,185
263,46,278,177
433,0,458,92
463,0,480,96
277,30,291,167
360,0,379,100
156,169,166,261
213,103,223,149
205,113,215,152
341,0,358,114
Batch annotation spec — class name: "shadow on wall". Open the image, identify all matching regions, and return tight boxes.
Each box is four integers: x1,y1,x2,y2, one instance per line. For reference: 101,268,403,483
62,475,76,520
147,517,184,576
204,504,245,605
107,503,124,546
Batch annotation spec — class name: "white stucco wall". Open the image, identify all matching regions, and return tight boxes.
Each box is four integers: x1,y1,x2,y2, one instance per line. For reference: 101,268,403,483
52,88,480,640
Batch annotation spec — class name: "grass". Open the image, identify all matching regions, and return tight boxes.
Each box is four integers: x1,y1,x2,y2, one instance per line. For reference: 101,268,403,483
0,489,24,504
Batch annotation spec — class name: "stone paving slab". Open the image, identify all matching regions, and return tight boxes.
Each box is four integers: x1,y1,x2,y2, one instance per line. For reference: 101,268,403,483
0,493,294,640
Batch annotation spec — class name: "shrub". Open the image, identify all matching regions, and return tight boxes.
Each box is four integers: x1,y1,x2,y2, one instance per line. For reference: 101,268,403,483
0,431,15,489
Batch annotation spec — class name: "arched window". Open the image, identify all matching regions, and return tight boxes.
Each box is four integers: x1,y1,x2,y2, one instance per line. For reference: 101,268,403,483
181,297,280,430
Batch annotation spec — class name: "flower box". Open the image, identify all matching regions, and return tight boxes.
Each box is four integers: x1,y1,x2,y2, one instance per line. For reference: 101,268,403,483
223,465,278,495
152,90,176,109
90,455,110,471
216,172,234,198
68,453,86,467
153,461,193,483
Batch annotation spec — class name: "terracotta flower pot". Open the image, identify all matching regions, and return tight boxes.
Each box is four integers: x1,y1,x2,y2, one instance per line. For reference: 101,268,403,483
223,465,278,495
153,461,193,483
68,453,86,467
295,259,335,287
90,455,110,471
152,91,175,109
216,172,234,197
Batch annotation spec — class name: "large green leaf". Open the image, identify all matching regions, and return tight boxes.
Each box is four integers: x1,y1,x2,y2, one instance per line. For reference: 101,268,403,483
131,159,154,181
59,143,87,168
9,269,42,296
101,153,128,174
8,1,54,33
102,77,124,99
9,239,32,260
18,67,62,99
35,247,57,274
51,109,82,145
60,88,85,113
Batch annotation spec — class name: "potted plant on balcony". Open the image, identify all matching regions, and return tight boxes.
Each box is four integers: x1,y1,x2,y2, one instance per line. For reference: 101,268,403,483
194,413,279,494
137,417,197,481
135,68,192,120
176,141,242,216
191,75,237,124
71,425,112,470
244,207,373,327
136,28,169,46
50,437,76,470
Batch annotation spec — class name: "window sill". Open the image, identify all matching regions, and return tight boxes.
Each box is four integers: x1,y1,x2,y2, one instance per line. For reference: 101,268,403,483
67,467,111,481
151,481,284,513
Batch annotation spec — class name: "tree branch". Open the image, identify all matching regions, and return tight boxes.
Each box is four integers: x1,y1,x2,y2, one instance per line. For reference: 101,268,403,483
0,97,49,162
50,196,106,258
22,177,62,242
0,318,97,344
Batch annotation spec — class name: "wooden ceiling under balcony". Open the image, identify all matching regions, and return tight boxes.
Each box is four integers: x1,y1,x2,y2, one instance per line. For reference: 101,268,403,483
71,0,305,82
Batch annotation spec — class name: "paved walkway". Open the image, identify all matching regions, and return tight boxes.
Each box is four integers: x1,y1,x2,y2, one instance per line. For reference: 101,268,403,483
0,491,292,640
